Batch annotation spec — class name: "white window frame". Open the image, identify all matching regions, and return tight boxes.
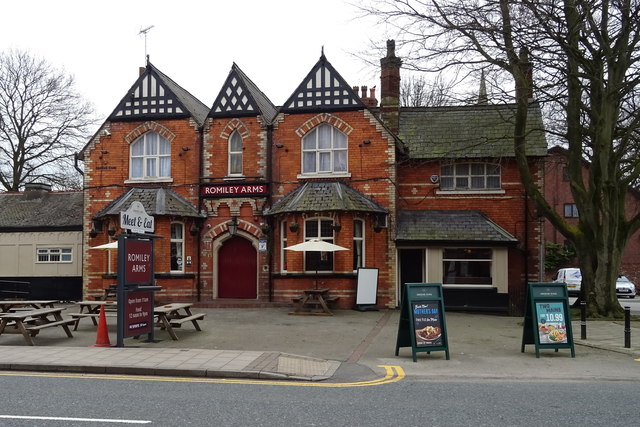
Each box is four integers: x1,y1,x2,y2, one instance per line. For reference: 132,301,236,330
353,218,365,271
303,217,335,272
439,162,501,191
228,130,243,176
564,203,579,218
301,124,348,176
170,222,185,273
129,132,171,180
36,248,72,263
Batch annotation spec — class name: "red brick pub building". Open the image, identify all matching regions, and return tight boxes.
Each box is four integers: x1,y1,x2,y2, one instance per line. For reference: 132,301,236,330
80,41,547,314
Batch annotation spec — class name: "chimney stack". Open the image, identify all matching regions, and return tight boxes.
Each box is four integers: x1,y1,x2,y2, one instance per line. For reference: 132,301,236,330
380,40,402,133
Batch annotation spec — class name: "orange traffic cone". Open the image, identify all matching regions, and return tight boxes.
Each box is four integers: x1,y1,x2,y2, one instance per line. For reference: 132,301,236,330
91,305,112,347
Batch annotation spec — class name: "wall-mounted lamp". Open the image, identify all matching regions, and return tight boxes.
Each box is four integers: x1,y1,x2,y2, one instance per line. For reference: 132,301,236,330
362,139,371,145
228,216,238,236
101,130,111,137
181,146,190,152
275,143,284,149
100,149,109,154
332,222,342,232
107,223,117,236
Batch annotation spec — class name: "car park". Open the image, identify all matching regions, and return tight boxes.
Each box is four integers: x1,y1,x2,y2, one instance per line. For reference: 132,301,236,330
616,276,637,299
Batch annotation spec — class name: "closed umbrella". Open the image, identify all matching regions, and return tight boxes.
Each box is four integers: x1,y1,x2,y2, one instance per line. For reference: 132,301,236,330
285,239,348,288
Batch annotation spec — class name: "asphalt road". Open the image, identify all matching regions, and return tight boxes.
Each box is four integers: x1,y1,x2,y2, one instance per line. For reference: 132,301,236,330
0,371,637,426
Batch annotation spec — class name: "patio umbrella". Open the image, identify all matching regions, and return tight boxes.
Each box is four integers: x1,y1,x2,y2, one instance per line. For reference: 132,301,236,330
285,239,348,289
90,241,118,273
90,241,118,250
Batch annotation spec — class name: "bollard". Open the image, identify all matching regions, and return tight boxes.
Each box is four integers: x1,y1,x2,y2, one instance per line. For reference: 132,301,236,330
624,306,631,349
580,300,587,339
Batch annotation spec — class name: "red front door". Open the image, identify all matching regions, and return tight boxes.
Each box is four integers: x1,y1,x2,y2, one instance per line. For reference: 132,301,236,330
218,236,257,298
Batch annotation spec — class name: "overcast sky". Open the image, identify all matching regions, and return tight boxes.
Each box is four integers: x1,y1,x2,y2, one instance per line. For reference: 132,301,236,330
1,0,385,118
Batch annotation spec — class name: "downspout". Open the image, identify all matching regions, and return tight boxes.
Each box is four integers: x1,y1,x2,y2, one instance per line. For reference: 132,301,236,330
524,189,530,307
266,124,274,302
74,152,84,176
196,125,204,302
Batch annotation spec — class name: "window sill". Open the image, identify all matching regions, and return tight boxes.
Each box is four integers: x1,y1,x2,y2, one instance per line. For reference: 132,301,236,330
435,189,505,195
125,177,174,184
297,172,352,179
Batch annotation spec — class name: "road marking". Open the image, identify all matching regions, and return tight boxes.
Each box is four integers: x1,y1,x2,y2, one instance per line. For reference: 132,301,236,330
0,365,404,388
0,415,150,424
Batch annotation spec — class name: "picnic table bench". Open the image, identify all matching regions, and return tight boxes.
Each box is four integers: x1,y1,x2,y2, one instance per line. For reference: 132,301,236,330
290,288,339,316
154,303,205,340
70,301,117,330
0,307,74,345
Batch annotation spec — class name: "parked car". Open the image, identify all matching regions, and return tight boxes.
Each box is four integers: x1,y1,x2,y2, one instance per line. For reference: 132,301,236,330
553,268,582,296
616,276,637,299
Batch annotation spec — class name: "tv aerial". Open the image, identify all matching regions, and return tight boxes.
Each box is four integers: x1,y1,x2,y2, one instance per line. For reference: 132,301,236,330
138,25,155,63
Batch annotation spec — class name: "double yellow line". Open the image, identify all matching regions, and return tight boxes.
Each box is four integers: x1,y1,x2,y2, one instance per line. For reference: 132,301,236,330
0,365,405,388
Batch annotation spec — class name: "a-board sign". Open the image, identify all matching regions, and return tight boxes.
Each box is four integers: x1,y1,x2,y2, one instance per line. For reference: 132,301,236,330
521,282,575,358
395,283,450,361
355,267,378,309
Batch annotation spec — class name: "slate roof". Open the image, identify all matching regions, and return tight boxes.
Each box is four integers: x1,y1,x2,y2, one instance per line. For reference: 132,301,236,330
398,103,547,159
265,182,387,215
396,210,517,244
209,63,278,123
94,187,203,219
108,61,209,126
280,52,365,114
0,190,82,231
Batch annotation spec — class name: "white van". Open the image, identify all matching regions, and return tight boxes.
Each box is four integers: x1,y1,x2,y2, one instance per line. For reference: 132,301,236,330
553,268,582,295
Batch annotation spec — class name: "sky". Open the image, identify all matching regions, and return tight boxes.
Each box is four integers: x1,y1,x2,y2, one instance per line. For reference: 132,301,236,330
1,0,386,119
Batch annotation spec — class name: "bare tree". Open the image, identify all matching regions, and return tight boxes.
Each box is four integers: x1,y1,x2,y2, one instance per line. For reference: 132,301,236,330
0,50,97,191
400,74,456,106
358,0,640,317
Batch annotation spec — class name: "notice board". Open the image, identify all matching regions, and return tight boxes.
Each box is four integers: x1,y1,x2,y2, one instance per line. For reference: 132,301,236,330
395,283,450,361
355,267,378,307
521,282,575,358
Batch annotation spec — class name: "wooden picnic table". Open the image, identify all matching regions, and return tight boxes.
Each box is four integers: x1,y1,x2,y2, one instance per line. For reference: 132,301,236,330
0,300,58,312
154,303,205,341
289,288,338,316
0,307,74,345
70,300,118,330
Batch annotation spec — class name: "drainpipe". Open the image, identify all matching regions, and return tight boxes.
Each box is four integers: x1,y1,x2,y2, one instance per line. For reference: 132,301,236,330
74,152,84,176
266,124,274,302
196,125,204,302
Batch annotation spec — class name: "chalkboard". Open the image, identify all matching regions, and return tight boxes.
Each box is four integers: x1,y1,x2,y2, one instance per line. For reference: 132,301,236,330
356,267,378,307
521,282,575,358
395,283,450,361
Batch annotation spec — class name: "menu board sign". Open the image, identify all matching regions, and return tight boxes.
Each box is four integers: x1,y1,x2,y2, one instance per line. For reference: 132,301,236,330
412,302,443,347
535,302,568,344
396,283,450,361
521,282,575,358
124,290,153,337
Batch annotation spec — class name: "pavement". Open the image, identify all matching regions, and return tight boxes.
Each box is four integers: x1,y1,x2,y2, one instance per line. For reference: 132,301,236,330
0,304,638,383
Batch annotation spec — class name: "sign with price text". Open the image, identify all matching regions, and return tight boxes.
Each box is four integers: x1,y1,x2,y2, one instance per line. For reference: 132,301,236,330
396,283,450,361
521,283,575,358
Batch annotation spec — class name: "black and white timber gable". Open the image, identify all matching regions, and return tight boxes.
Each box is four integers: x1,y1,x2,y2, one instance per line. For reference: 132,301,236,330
108,62,208,125
281,52,364,113
209,63,277,122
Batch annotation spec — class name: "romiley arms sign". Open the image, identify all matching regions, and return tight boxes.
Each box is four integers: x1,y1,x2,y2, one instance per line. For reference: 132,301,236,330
120,201,154,234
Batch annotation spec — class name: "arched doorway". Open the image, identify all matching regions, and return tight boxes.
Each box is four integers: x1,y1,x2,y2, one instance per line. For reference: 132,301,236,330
218,236,257,298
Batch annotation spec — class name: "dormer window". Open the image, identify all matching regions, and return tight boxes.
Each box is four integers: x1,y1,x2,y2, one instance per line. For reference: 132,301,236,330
302,124,347,175
440,162,501,191
130,132,171,179
228,131,243,176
